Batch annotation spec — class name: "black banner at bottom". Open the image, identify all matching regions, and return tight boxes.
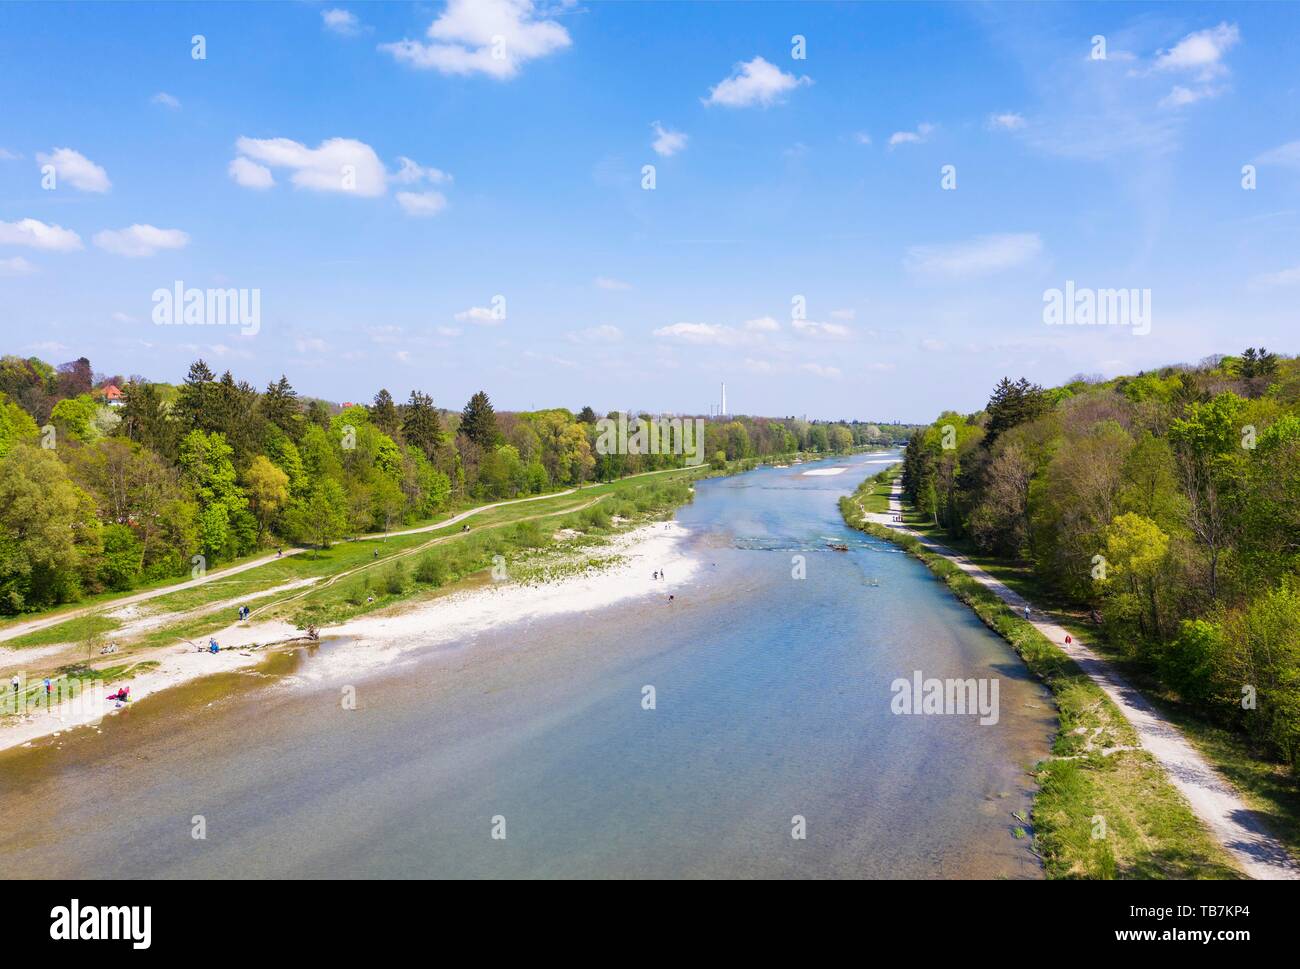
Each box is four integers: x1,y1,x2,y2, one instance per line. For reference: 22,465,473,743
0,877,1285,954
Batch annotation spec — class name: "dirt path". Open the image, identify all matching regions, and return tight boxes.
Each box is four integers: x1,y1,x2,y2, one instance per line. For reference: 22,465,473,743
0,465,701,647
865,483,1299,880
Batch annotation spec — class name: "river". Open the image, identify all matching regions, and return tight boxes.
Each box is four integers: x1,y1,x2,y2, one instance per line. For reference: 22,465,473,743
0,451,1055,879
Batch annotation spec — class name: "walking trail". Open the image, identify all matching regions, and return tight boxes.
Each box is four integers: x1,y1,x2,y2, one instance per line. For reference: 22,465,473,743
866,481,1299,881
0,466,699,648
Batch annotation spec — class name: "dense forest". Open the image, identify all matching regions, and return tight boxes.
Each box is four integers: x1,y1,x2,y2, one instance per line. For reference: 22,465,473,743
900,348,1300,766
0,354,909,614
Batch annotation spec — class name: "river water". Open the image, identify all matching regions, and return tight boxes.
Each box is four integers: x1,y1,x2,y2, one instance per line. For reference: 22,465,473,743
0,452,1055,879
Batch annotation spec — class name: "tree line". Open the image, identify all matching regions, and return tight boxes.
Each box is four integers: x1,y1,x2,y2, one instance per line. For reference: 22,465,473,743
0,354,897,614
900,348,1300,765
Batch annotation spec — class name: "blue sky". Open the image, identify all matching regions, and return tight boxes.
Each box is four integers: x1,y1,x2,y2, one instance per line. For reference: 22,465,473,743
1,1,1298,421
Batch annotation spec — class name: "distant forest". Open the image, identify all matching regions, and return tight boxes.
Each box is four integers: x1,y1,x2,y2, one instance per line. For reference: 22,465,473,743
0,354,916,613
901,349,1300,765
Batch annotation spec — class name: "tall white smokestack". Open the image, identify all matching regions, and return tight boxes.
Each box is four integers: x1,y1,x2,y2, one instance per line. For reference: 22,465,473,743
721,382,727,417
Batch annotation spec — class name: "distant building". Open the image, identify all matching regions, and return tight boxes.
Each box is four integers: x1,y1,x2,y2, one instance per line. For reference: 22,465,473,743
98,384,124,407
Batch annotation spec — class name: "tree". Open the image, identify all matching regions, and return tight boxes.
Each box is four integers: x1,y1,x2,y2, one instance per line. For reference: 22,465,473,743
245,455,290,542
984,377,1047,446
0,391,39,457
260,375,302,440
1102,513,1170,639
173,359,218,434
99,524,144,591
369,388,400,437
402,391,444,463
50,394,99,442
56,356,93,398
285,478,348,554
460,391,499,448
0,445,101,612
1169,393,1244,600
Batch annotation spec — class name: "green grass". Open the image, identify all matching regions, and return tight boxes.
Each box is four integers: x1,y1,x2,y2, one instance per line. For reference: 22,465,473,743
2,467,710,652
841,493,1242,879
880,483,1300,867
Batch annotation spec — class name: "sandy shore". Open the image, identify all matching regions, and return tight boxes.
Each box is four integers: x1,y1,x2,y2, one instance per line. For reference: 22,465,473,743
0,521,697,755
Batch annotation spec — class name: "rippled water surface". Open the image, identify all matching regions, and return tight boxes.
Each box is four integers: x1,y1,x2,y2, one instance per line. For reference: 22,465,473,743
0,452,1055,878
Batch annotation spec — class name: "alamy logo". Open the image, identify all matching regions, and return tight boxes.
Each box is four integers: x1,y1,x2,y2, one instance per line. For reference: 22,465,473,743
595,413,706,466
152,280,260,336
50,899,151,949
890,670,1000,725
1042,281,1150,336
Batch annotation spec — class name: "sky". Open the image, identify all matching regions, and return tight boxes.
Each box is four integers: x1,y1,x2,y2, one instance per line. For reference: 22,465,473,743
1,0,1298,423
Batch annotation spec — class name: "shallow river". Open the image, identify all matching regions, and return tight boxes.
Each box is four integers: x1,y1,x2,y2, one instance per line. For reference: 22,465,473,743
0,452,1055,878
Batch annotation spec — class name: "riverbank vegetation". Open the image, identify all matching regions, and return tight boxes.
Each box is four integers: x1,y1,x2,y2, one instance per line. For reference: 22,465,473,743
842,480,1240,879
0,352,918,618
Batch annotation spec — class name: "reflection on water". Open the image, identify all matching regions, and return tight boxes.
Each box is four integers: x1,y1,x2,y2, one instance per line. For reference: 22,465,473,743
0,452,1055,879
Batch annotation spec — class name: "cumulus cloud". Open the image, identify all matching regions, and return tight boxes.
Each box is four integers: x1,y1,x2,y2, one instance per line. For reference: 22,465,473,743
35,147,110,192
0,218,83,251
93,224,190,258
396,190,447,216
567,324,623,344
322,9,361,36
744,316,780,332
987,112,1026,130
228,156,274,189
651,121,688,157
151,92,181,109
379,0,571,80
232,136,388,196
455,306,502,326
888,123,935,148
904,232,1043,280
0,256,36,276
791,319,851,340
1153,22,1239,79
653,322,748,346
703,56,811,108
392,156,451,185
1152,22,1240,108
228,137,449,214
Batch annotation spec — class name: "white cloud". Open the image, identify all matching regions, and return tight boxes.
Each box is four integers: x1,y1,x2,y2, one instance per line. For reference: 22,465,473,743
904,232,1043,280
791,319,851,340
379,0,571,80
888,123,935,148
455,306,502,326
151,92,181,109
830,308,856,320
322,9,361,36
653,322,747,346
744,316,780,332
800,363,842,379
0,218,83,251
1159,84,1221,108
651,121,688,157
93,224,190,258
921,338,948,351
1248,264,1300,289
436,326,462,338
392,156,451,185
111,312,136,323
0,148,19,160
853,132,872,145
1255,140,1300,169
396,190,447,217
0,256,36,276
703,56,811,108
233,136,388,196
567,324,623,344
296,337,329,354
1153,22,1239,80
35,147,110,192
987,112,1026,130
594,276,632,291
228,156,274,189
